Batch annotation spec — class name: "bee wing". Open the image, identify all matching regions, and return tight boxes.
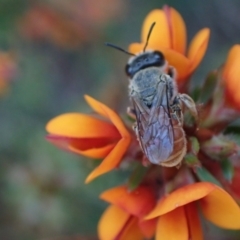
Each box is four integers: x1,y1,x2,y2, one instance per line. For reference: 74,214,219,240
132,82,174,165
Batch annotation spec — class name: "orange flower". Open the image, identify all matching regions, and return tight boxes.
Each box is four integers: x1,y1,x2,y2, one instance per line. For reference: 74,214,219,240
46,95,131,183
98,185,157,240
145,182,240,240
222,44,240,111
129,6,210,82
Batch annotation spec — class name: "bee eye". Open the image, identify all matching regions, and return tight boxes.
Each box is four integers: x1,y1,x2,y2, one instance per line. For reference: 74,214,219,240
153,51,165,66
125,64,131,76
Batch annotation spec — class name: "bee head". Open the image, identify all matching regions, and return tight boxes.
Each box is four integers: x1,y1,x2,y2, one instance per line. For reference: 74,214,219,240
106,22,162,78
125,51,165,78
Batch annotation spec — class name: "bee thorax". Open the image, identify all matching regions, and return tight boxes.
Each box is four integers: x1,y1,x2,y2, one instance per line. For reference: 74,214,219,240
129,68,160,93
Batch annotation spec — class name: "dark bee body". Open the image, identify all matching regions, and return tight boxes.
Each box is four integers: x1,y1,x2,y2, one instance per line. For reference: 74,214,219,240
127,51,196,167
106,23,197,167
129,55,189,167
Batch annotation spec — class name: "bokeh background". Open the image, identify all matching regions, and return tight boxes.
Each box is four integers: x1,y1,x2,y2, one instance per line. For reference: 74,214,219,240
1,0,240,239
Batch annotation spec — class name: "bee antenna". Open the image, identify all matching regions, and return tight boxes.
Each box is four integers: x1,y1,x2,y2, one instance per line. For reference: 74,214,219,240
105,42,135,56
143,22,156,52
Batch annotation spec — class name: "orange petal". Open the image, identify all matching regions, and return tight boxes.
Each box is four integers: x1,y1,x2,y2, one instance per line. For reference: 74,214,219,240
223,45,240,110
128,42,144,54
200,185,240,229
223,45,240,79
145,182,215,219
185,203,203,240
85,137,130,183
139,218,157,239
119,217,144,240
98,205,128,240
100,185,156,218
187,28,210,74
161,48,190,82
84,95,131,138
224,73,240,111
156,206,188,240
46,113,120,138
98,205,144,240
163,6,186,54
46,135,115,158
70,143,115,158
141,9,170,49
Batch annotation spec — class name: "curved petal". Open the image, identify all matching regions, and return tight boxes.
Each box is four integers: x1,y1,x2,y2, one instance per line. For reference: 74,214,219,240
185,203,203,240
85,137,131,183
223,45,240,79
84,95,131,138
161,48,190,81
46,113,120,138
224,70,240,111
200,186,240,229
156,206,188,240
69,142,115,158
145,182,215,219
98,205,144,240
46,134,115,158
139,218,157,239
98,205,130,240
141,9,170,48
119,217,144,240
100,185,156,218
128,42,144,54
163,6,186,54
223,45,240,110
187,28,210,74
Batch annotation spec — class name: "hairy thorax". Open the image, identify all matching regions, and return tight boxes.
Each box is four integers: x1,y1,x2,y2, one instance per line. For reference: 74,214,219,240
129,67,164,106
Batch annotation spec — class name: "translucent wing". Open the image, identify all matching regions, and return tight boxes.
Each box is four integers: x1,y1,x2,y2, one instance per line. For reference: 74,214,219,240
132,80,174,165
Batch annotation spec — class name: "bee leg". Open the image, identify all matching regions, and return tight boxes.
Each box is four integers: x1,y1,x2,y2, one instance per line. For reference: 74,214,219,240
178,93,198,121
171,110,183,126
132,122,138,135
170,96,183,125
127,106,136,120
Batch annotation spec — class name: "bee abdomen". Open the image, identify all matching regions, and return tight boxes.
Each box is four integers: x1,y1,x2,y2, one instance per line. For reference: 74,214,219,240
160,125,186,167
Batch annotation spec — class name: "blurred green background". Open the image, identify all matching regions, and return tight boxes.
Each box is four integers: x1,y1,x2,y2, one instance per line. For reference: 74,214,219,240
1,0,240,239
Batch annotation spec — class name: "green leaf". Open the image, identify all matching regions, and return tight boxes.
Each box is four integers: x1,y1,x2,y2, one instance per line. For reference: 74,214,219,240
220,159,234,183
191,86,201,102
198,71,218,103
184,153,200,166
127,164,149,191
189,137,200,154
195,166,222,187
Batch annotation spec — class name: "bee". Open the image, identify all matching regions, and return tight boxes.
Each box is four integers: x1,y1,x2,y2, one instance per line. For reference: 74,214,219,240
106,23,197,167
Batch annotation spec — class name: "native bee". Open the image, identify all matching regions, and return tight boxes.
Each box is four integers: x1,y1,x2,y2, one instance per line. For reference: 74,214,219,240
106,23,198,167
